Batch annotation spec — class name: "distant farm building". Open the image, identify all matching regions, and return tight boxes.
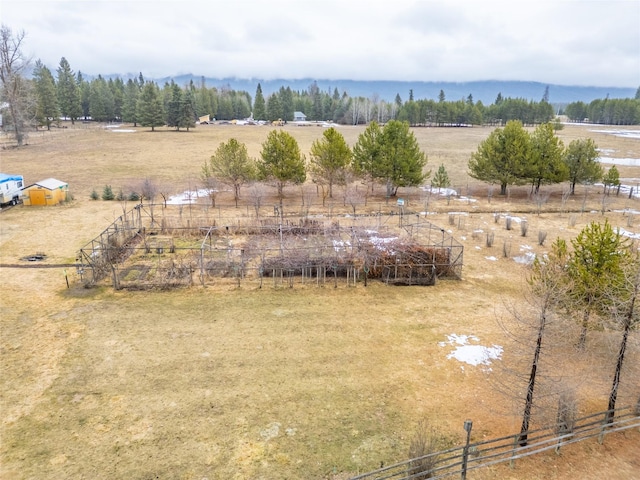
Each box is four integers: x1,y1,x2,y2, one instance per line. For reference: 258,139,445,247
293,111,307,122
22,178,69,206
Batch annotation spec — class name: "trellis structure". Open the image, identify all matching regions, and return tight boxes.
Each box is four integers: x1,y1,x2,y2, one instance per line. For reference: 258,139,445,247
77,204,463,289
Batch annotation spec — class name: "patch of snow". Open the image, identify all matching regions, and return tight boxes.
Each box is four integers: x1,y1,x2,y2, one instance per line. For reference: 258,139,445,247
458,196,478,203
485,256,498,261
613,209,640,215
422,186,458,196
590,129,640,140
598,157,640,167
598,148,616,155
110,129,136,133
333,239,352,251
260,422,281,441
514,252,537,265
167,189,213,205
616,227,640,240
448,345,504,366
440,334,503,367
520,245,533,251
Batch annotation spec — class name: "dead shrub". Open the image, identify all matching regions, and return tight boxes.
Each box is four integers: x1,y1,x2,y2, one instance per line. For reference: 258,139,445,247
407,420,444,479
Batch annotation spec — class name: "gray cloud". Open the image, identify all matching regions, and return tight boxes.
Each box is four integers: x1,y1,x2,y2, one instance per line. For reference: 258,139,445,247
3,0,639,86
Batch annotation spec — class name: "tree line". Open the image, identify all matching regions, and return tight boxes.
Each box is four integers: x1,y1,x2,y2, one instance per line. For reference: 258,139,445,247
200,120,428,207
564,91,640,125
468,120,612,196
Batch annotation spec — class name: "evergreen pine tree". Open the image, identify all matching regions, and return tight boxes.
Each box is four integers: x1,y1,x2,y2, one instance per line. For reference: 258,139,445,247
137,82,165,131
177,88,195,131
56,57,82,124
253,83,266,120
432,164,451,189
602,165,621,195
33,60,60,130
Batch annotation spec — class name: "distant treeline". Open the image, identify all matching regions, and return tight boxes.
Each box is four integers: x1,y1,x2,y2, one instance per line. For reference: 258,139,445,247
32,57,640,128
563,97,640,125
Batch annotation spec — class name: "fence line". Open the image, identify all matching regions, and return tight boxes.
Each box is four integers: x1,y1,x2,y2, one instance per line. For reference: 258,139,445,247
77,203,464,288
349,405,640,480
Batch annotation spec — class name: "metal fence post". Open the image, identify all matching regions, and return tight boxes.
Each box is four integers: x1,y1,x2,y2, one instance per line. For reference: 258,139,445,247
461,419,473,480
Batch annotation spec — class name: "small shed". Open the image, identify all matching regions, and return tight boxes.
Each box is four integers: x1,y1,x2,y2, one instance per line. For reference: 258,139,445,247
293,111,307,122
22,178,69,206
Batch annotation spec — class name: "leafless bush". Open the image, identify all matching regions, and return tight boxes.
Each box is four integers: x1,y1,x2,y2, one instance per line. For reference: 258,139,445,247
569,215,577,227
343,184,365,215
521,220,528,237
556,389,577,434
561,186,571,212
248,183,266,218
407,420,443,479
503,241,511,258
627,213,634,228
532,190,550,215
538,230,547,246
449,214,456,226
494,213,500,224
486,232,495,247
505,216,513,231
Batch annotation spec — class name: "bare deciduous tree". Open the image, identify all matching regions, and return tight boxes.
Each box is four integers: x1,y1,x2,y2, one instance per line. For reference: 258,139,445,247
248,182,266,218
605,252,640,421
518,239,571,445
0,24,33,146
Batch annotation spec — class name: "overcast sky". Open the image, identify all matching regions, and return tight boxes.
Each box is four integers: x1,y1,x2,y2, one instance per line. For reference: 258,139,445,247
3,0,639,87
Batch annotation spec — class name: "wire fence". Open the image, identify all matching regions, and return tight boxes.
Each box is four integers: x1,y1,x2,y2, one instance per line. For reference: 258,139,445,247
76,203,464,289
349,405,640,480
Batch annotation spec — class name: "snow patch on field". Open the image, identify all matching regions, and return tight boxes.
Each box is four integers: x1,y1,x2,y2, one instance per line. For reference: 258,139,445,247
167,189,213,205
616,227,640,240
440,334,503,370
590,129,640,140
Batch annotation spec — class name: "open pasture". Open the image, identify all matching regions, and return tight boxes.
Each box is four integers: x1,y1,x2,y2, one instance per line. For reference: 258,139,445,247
1,122,639,479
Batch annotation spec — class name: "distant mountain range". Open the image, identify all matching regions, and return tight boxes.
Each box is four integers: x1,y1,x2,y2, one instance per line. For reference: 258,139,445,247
163,76,637,105
108,73,636,105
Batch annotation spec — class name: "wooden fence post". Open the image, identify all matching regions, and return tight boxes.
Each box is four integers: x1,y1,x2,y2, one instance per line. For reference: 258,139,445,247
510,434,520,469
598,410,611,444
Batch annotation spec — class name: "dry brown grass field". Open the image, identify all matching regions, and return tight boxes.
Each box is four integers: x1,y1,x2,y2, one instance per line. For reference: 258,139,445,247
1,122,639,479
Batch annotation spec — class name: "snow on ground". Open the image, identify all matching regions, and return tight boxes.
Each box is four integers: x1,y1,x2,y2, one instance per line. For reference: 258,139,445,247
513,245,536,265
514,252,536,265
590,129,640,140
440,334,503,371
616,227,640,240
167,189,213,205
422,186,458,197
485,256,498,261
597,157,640,167
332,239,351,251
110,129,136,133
